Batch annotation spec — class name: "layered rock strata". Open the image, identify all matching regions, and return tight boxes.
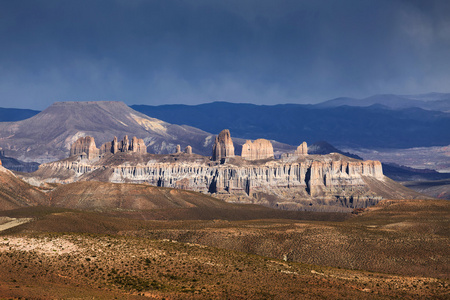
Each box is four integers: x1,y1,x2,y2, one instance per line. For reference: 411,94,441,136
212,129,235,161
241,139,274,160
31,152,397,211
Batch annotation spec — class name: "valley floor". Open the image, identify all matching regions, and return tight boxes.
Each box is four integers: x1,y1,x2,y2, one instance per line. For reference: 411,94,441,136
0,199,448,299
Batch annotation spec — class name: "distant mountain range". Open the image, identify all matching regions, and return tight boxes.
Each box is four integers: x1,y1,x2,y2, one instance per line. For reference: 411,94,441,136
315,92,450,111
0,92,449,160
131,101,450,149
0,107,40,122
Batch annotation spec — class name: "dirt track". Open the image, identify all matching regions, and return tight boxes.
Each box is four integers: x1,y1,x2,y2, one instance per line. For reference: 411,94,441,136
0,217,31,232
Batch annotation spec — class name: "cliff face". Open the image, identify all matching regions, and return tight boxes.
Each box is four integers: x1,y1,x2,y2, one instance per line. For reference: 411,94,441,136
241,139,274,160
212,129,235,161
69,136,99,160
28,152,409,212
71,136,147,160
295,142,308,156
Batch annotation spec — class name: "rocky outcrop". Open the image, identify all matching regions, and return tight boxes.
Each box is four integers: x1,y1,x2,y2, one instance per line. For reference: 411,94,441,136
185,146,192,154
176,145,181,153
241,139,274,160
108,155,386,211
103,136,147,155
70,137,99,160
295,142,308,156
71,136,147,159
111,135,146,153
129,136,147,153
32,150,408,212
212,129,235,161
99,141,113,155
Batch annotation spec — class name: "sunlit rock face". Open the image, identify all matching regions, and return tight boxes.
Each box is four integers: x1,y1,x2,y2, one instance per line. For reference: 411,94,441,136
70,136,99,160
71,135,147,160
32,149,394,212
295,142,308,156
212,129,235,161
241,139,274,160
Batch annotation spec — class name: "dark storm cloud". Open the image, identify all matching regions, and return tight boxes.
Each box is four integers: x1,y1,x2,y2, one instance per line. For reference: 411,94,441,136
0,0,449,109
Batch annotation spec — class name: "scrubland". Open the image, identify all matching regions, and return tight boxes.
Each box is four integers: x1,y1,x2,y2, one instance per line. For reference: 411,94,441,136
0,199,448,299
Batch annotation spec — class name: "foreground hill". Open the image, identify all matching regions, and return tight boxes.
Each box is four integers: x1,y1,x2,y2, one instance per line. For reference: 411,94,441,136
131,100,450,148
0,165,47,210
49,181,236,211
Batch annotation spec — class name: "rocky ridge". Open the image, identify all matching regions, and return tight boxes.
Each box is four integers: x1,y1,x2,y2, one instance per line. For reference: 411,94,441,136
19,130,428,212
24,153,423,212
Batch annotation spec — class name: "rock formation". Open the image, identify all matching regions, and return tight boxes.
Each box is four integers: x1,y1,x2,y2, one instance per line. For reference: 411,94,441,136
99,136,147,155
184,146,192,154
241,139,274,160
31,149,416,212
70,136,100,160
130,136,147,154
176,145,181,153
212,129,235,161
295,142,308,156
71,136,147,159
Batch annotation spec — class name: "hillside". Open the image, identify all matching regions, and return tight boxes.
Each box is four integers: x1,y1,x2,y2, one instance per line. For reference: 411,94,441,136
0,101,215,163
49,181,234,211
0,166,48,210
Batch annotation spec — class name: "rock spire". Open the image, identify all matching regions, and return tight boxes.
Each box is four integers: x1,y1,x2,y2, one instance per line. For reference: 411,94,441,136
70,136,147,159
212,129,235,161
100,136,146,154
295,141,308,156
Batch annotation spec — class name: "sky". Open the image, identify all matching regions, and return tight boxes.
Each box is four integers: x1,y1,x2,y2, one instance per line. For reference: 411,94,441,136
1,0,449,109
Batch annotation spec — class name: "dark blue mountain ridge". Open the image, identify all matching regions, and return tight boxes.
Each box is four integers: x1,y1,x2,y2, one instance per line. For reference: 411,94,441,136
0,107,40,122
131,101,450,149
